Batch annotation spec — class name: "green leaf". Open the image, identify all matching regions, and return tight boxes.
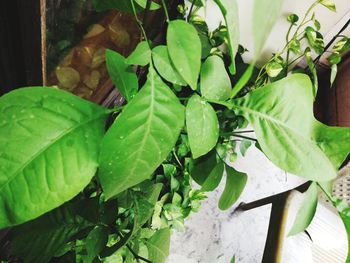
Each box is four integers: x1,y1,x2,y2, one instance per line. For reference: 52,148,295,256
233,74,337,182
213,0,239,74
125,41,151,66
145,228,171,263
0,87,107,228
305,48,318,97
240,140,252,156
311,122,350,169
266,61,284,78
10,199,97,263
330,64,337,86
190,150,221,186
305,27,324,55
319,0,336,12
99,67,184,199
201,160,224,192
167,20,202,90
288,39,301,54
134,183,163,229
134,0,161,10
218,165,247,210
106,49,138,101
252,0,285,58
230,64,255,98
200,55,232,101
288,182,318,236
84,226,109,263
287,14,299,24
186,94,219,159
92,0,159,12
152,45,187,86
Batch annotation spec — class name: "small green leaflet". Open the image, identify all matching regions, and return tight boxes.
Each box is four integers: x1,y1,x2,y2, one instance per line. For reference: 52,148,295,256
126,41,151,66
167,20,202,90
135,0,161,10
319,0,336,12
186,94,219,159
190,150,221,186
240,140,252,157
213,0,239,74
145,228,171,263
288,182,318,236
201,160,224,192
233,74,337,182
99,66,184,199
152,45,187,86
252,0,285,59
219,165,247,210
200,55,232,101
0,87,107,228
106,49,138,101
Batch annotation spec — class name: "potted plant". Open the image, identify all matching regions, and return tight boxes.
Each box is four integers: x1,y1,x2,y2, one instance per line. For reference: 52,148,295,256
0,0,350,262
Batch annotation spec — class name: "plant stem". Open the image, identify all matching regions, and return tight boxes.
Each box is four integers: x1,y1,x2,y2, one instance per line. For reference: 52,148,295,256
173,149,183,169
206,99,233,109
131,0,149,44
161,0,170,22
232,134,257,142
126,243,152,263
187,0,196,22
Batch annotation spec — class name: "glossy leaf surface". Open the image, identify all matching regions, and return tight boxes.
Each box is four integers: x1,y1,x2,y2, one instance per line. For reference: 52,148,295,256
200,55,231,101
167,20,201,90
186,94,219,159
233,74,337,181
152,45,187,86
0,87,107,228
106,49,138,101
99,67,184,198
288,182,318,236
11,199,97,263
145,228,171,263
218,165,247,210
126,41,151,66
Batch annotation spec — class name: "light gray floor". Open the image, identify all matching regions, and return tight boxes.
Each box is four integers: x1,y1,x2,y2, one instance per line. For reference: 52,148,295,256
168,144,305,263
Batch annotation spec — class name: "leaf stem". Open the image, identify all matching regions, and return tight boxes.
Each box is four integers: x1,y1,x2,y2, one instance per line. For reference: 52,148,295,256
161,0,170,22
131,0,150,44
232,134,257,142
187,0,197,22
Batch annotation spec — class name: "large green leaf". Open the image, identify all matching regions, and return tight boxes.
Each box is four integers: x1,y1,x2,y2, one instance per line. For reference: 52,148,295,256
252,0,285,58
200,55,231,101
233,74,337,181
99,67,184,199
106,49,138,101
186,94,219,159
218,165,247,210
201,159,224,192
10,198,98,263
145,228,171,263
213,0,239,74
312,122,350,169
288,182,318,236
0,87,107,228
167,20,202,90
152,45,187,86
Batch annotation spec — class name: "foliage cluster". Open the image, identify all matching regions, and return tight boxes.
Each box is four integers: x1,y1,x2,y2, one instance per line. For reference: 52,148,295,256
1,0,350,262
